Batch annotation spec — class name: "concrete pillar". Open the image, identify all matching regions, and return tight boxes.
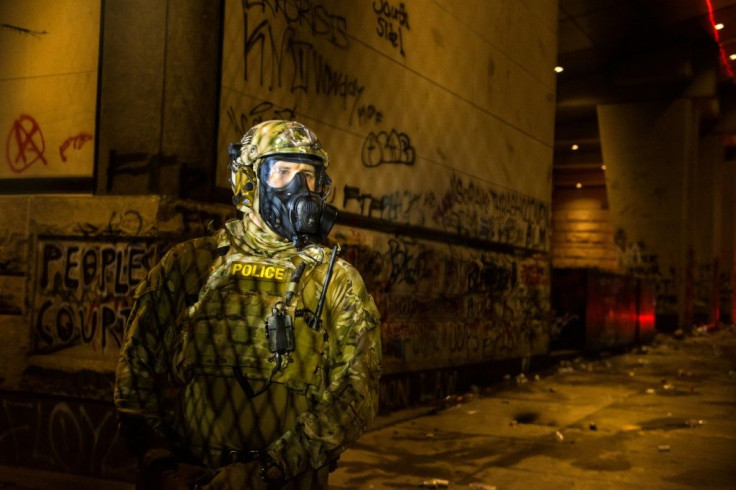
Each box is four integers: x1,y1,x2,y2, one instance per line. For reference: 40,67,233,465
96,0,221,197
693,134,722,325
722,157,736,324
597,99,697,331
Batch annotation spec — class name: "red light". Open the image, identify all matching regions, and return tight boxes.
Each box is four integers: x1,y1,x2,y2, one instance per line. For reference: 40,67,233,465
705,0,735,78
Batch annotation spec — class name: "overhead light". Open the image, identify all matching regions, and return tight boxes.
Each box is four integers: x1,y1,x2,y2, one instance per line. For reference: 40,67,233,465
601,164,607,170
716,23,725,30
576,183,583,189
554,66,564,73
730,54,736,60
571,144,579,150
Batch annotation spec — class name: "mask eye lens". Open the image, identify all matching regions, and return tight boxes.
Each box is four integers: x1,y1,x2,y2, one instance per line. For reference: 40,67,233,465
263,158,324,193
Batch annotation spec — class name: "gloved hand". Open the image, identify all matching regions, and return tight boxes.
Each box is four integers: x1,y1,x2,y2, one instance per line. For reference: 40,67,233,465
197,461,270,490
137,459,212,490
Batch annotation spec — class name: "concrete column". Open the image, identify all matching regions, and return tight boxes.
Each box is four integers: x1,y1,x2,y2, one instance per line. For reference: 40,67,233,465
721,157,736,324
96,0,221,197
693,134,722,326
597,99,697,331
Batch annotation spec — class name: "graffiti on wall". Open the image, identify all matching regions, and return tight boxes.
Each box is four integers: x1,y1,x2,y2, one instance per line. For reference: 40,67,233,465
6,114,47,173
334,227,550,370
0,393,134,480
231,0,393,131
343,173,549,251
361,129,415,167
372,0,411,56
32,236,157,357
226,101,296,137
240,0,360,111
4,114,94,175
614,228,677,316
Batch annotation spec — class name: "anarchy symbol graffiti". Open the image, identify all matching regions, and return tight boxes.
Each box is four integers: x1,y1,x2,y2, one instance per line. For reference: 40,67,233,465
6,114,47,173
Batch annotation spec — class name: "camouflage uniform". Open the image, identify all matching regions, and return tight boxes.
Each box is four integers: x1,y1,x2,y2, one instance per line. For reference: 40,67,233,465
114,211,382,488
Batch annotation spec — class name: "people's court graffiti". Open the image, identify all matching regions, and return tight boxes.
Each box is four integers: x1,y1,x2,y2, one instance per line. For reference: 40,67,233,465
31,236,157,358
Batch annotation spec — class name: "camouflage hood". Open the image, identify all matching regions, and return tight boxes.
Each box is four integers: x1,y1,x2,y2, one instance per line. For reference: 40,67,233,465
224,206,293,257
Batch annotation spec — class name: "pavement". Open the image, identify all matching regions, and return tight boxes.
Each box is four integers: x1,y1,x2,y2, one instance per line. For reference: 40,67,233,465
1,326,734,489
330,326,736,489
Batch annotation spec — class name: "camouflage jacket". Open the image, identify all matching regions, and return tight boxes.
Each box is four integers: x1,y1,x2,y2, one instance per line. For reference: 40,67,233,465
114,216,382,482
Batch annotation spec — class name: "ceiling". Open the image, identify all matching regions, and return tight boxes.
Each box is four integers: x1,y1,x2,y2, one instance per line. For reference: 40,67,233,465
553,0,736,187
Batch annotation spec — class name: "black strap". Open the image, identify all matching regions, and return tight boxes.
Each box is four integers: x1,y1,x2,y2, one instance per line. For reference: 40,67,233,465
232,358,281,399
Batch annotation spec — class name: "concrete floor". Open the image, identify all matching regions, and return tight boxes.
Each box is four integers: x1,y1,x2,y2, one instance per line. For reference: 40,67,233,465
330,327,736,489
1,326,734,489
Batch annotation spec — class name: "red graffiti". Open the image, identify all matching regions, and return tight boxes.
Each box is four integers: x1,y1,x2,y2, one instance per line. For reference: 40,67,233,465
6,114,47,172
59,132,93,162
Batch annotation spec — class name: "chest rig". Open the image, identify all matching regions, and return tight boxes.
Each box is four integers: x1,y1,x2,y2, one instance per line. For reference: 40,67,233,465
170,243,339,397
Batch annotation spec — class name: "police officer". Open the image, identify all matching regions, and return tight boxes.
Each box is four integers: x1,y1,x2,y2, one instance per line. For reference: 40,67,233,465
114,120,382,489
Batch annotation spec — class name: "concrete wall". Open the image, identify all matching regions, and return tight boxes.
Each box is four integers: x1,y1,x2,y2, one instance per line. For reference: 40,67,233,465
97,0,221,197
551,187,618,271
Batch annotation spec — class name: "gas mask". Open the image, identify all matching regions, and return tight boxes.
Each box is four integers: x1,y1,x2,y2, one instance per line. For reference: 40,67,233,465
258,155,338,247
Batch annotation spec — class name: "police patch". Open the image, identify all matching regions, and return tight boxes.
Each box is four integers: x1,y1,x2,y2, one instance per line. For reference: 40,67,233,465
231,263,287,282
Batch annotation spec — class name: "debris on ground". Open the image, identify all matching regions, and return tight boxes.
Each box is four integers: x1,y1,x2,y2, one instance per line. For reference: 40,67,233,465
468,484,497,490
658,445,671,452
419,478,449,487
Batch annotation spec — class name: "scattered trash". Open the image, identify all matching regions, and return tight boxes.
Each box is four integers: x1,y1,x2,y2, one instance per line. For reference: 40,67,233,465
686,419,706,428
468,484,497,490
534,374,541,381
558,366,575,374
646,389,656,394
555,431,565,441
419,478,449,488
515,373,528,384
466,410,479,415
662,384,675,391
425,433,435,438
509,419,518,427
658,445,671,452
588,422,597,431
694,325,710,335
628,371,636,377
637,358,650,365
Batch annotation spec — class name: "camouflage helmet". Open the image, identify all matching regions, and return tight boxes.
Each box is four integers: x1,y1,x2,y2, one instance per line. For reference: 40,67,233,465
228,120,329,210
